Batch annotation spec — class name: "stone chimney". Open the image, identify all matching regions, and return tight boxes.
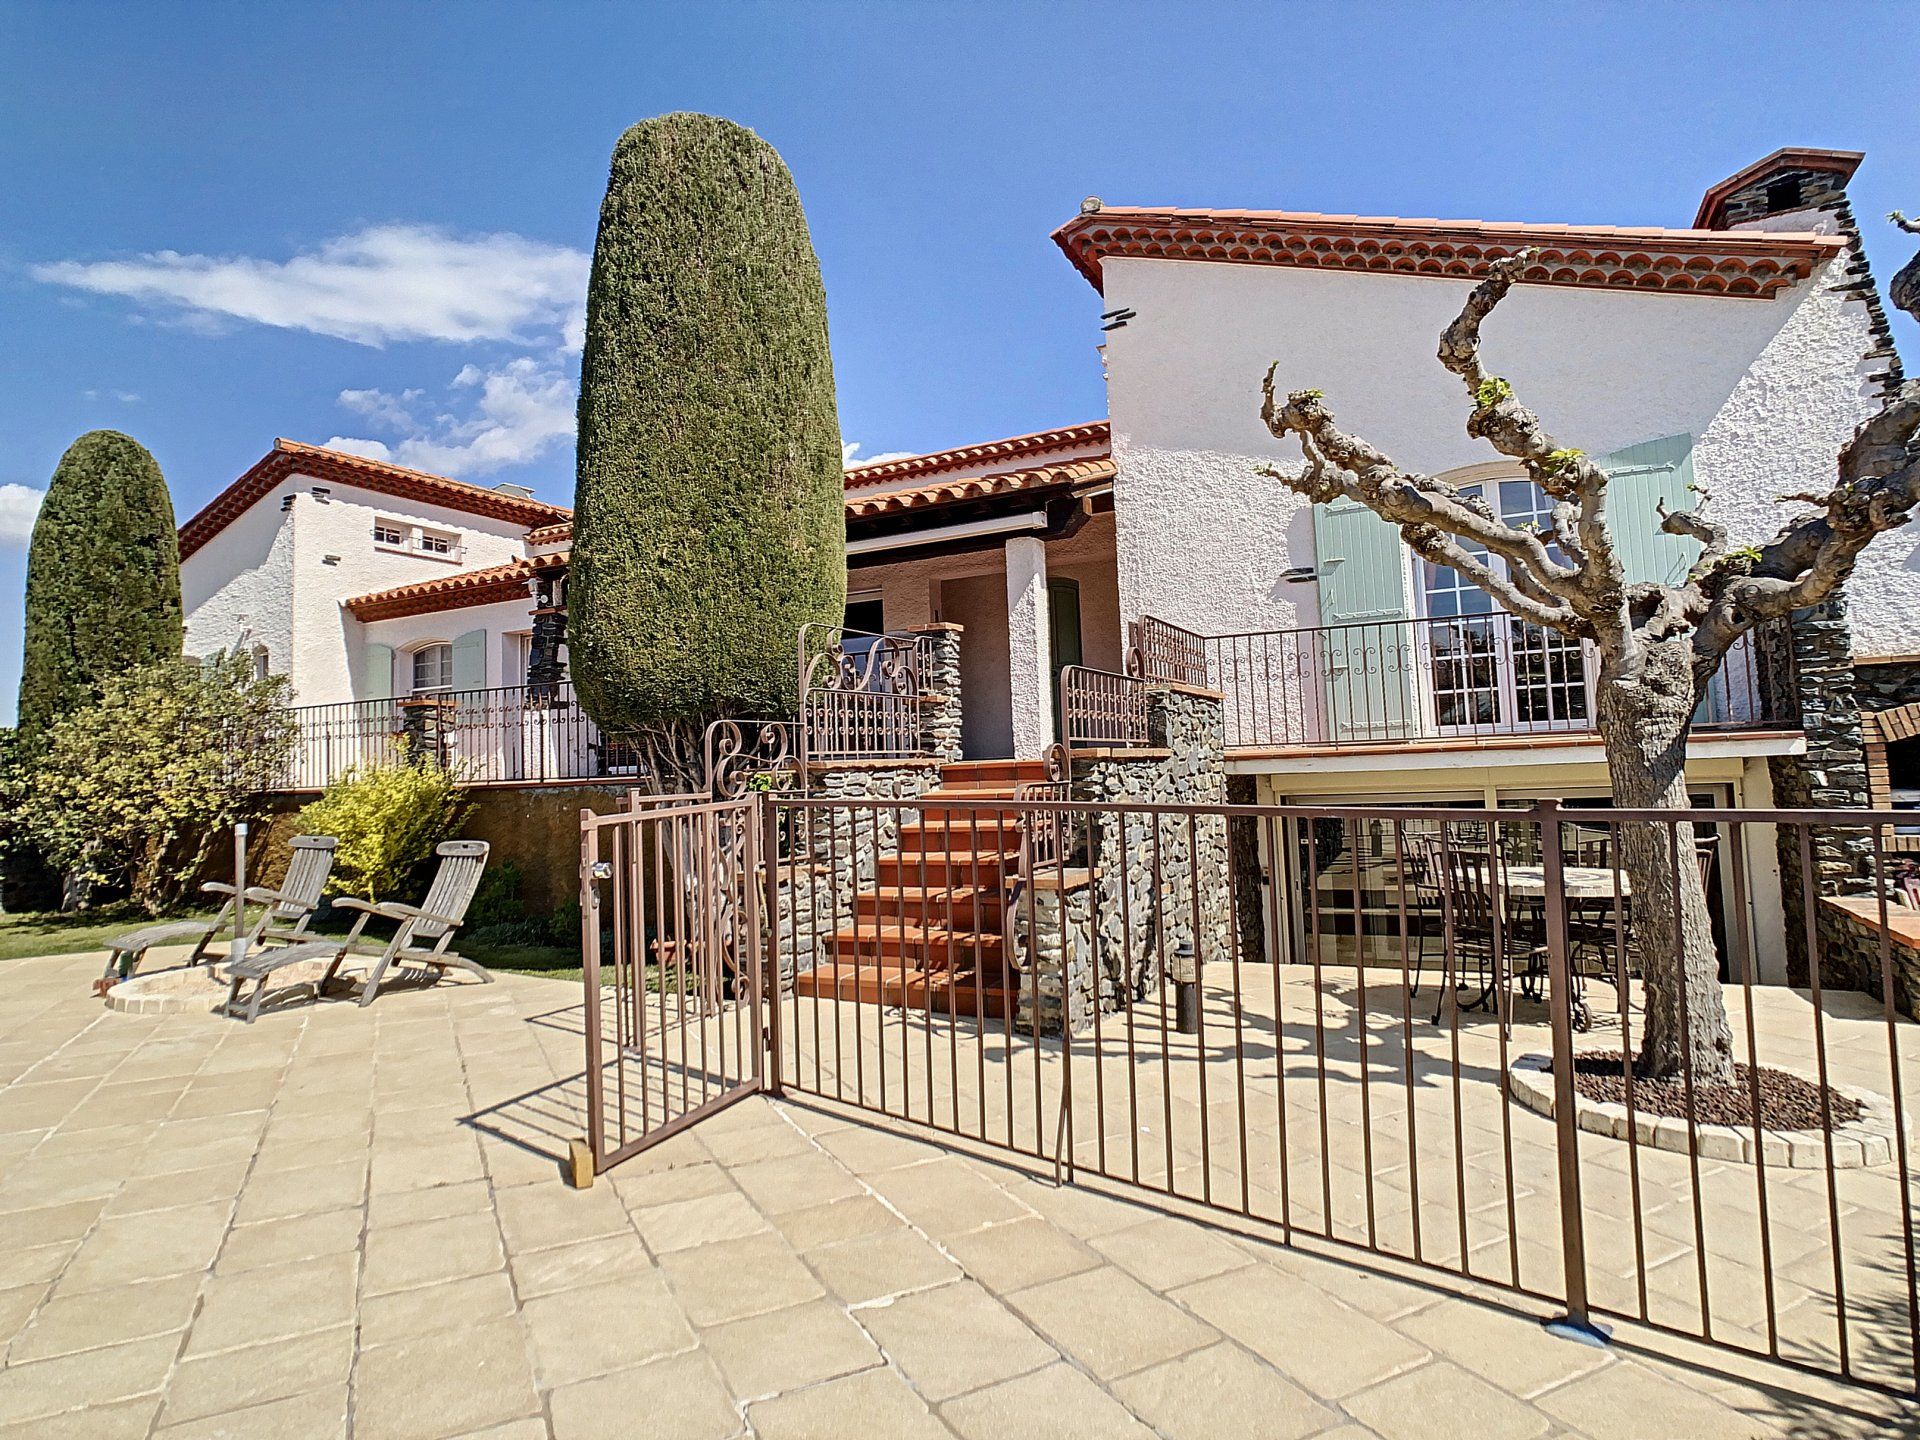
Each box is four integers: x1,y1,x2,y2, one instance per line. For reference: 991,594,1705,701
1695,147,1902,398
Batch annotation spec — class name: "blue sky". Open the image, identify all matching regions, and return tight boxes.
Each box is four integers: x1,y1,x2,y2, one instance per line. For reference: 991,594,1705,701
2,1,1916,721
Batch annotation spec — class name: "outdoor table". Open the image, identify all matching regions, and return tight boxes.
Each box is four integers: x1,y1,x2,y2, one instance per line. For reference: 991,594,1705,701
1501,864,1632,901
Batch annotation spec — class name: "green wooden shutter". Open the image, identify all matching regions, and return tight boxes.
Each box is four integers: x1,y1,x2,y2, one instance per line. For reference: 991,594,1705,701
361,643,394,702
451,629,488,692
1312,499,1414,738
1598,434,1698,585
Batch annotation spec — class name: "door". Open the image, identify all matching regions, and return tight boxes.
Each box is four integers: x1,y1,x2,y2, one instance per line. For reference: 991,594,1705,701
1049,578,1083,736
1313,499,1416,741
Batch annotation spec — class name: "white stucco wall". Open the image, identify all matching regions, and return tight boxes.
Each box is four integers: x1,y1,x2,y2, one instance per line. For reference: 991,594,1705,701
1099,255,1888,650
362,599,537,696
184,470,538,705
181,486,296,680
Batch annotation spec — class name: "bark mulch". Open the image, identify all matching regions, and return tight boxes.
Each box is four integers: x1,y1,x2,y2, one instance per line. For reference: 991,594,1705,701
1570,1050,1863,1131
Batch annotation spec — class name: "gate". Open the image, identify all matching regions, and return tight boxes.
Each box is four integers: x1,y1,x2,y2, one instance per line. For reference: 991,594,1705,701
579,792,774,1173
581,785,1920,1398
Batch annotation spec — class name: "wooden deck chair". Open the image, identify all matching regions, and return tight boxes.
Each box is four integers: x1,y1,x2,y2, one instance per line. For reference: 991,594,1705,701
220,841,491,1022
101,835,338,985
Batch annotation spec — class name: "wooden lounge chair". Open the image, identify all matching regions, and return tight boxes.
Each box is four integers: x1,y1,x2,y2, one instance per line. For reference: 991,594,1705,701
101,835,339,986
220,841,491,1022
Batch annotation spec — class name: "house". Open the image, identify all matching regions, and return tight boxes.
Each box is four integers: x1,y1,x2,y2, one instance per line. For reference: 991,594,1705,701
178,145,1916,951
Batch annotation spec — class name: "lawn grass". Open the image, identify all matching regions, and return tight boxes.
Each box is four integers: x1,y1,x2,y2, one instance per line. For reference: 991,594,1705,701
0,904,589,985
0,908,220,963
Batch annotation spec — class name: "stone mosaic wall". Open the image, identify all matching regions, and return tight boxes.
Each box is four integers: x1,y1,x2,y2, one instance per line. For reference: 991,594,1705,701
1768,598,1876,986
1015,684,1229,1034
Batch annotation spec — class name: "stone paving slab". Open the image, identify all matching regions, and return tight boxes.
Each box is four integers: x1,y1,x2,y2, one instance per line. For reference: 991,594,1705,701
0,946,1913,1438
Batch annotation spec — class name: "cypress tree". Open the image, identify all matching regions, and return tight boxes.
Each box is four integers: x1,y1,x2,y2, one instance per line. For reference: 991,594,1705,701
569,114,846,760
18,431,182,739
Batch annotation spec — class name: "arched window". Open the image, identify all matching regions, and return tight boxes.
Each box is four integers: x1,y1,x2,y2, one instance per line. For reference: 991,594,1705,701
411,643,453,696
250,645,271,682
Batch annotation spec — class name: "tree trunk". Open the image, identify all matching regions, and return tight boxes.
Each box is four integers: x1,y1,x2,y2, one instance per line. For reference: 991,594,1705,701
1595,640,1735,1083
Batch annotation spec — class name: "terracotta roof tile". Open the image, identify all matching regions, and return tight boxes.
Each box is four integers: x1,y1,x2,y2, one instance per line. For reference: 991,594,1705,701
843,421,1110,488
343,552,566,623
179,440,570,562
1051,205,1844,299
845,454,1116,518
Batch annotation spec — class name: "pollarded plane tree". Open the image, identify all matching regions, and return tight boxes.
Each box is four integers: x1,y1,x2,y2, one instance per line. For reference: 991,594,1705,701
1257,242,1920,1084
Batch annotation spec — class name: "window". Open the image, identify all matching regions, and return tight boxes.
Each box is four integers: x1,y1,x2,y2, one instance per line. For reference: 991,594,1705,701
411,643,453,695
417,529,455,556
1418,477,1590,731
372,521,404,547
250,645,271,682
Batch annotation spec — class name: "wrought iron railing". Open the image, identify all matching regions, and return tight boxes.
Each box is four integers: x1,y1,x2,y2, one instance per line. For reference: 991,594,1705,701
1126,615,1210,688
1059,664,1151,752
271,681,632,790
796,623,932,765
1189,614,1792,752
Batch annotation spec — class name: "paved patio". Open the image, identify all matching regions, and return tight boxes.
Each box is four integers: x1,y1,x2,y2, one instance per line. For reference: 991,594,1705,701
0,946,1914,1439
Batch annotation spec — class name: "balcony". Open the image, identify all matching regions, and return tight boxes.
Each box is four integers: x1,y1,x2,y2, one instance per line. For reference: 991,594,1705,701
272,681,634,790
1175,614,1794,754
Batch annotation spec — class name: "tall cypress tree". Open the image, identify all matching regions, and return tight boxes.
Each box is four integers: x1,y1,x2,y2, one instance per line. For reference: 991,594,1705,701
18,431,182,739
569,114,845,778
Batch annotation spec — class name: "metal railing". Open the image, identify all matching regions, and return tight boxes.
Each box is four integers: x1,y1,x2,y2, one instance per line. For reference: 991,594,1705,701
271,681,631,790
1191,614,1792,751
797,623,932,765
1127,614,1210,688
1059,664,1151,752
740,792,1920,1397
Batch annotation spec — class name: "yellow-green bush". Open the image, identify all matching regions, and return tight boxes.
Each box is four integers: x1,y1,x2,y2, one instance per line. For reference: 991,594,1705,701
296,762,471,901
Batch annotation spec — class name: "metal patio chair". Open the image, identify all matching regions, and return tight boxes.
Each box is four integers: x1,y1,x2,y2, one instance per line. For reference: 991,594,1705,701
101,835,339,985
220,841,492,1022
1432,845,1548,1032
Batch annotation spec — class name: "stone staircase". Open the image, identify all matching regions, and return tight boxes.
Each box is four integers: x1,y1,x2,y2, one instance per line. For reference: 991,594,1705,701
792,758,1051,1019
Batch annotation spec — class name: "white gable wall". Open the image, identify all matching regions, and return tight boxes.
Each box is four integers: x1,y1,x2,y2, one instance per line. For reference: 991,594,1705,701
182,470,538,706
1099,255,1888,644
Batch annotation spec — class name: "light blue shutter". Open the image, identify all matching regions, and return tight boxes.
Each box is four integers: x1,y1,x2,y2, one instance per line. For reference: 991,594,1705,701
1598,434,1698,585
1312,499,1414,739
361,643,394,702
451,629,488,693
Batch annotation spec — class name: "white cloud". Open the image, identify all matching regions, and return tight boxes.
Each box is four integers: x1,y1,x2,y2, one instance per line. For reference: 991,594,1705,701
81,389,141,403
0,484,46,547
843,442,918,468
325,357,575,477
35,225,589,350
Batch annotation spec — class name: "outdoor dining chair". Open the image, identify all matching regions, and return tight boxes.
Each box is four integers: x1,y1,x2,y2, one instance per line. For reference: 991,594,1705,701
1430,845,1547,1032
220,841,492,1022
100,835,339,987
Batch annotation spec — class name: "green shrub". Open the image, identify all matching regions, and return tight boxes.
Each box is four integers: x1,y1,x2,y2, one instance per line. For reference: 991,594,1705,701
569,113,846,755
4,653,294,912
295,762,471,901
18,431,182,740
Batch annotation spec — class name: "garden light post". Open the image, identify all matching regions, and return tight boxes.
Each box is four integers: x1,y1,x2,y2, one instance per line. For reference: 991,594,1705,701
230,822,249,971
1174,940,1200,1034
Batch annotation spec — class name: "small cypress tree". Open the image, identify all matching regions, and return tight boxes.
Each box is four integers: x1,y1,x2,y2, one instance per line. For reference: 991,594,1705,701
18,431,182,739
569,114,846,781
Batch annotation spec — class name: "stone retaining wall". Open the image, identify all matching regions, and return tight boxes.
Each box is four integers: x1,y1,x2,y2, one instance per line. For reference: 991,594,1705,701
1820,896,1920,1019
1016,683,1228,1034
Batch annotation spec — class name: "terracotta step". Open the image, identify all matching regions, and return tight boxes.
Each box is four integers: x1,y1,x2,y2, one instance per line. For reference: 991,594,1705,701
831,922,1004,968
792,960,1018,1019
939,758,1051,785
854,884,1006,928
875,850,1018,888
897,815,1025,853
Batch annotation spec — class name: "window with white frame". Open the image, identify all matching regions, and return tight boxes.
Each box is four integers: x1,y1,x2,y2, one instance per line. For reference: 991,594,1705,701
416,527,457,557
411,643,454,695
372,520,404,547
1417,477,1590,731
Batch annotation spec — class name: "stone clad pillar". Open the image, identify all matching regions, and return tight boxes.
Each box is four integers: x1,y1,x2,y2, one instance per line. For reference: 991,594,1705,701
909,622,964,764
1004,534,1054,759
